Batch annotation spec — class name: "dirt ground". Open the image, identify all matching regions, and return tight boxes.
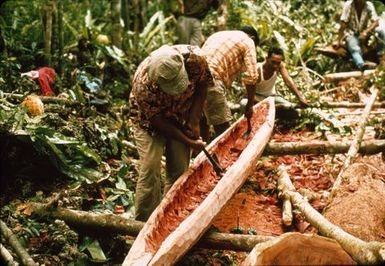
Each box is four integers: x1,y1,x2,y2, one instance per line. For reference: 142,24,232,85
182,131,385,265
213,131,339,236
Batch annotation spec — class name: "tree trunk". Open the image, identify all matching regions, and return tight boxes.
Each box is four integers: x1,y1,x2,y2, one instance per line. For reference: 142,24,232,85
0,27,6,56
323,70,376,83
28,203,272,252
133,0,140,44
111,0,122,48
0,220,37,266
57,0,64,77
42,0,55,66
277,166,385,265
328,88,378,201
121,0,131,31
139,0,147,28
264,139,385,156
242,232,356,266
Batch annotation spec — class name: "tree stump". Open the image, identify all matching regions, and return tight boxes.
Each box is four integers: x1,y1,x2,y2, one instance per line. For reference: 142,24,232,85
242,232,356,265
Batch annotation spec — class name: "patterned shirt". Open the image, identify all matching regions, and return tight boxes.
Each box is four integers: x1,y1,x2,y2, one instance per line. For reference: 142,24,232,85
201,30,258,90
340,0,378,39
130,45,213,133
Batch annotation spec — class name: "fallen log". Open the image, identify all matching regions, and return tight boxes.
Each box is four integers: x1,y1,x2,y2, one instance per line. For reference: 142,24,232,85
264,139,385,156
334,110,385,117
323,70,376,83
242,232,356,266
229,101,385,111
277,166,385,265
329,88,378,200
0,243,18,266
29,202,273,252
277,172,294,226
1,92,74,105
321,101,385,108
126,138,385,157
0,220,37,266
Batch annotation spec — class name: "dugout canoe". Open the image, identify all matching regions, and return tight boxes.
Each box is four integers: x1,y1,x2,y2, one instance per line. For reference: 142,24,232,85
123,97,275,266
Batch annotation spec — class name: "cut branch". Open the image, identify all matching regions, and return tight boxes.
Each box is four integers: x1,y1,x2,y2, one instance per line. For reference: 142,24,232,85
0,220,37,266
323,70,376,83
264,139,385,156
277,166,385,265
1,92,75,106
0,243,18,266
329,88,378,200
229,101,385,111
29,203,272,252
307,108,344,128
277,172,294,226
321,101,385,108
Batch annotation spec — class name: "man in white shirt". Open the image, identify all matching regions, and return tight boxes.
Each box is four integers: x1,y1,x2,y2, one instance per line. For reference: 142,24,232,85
241,46,308,108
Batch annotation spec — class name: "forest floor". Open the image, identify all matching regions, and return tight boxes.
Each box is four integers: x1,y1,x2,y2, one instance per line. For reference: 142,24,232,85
1,78,385,265
1,119,384,265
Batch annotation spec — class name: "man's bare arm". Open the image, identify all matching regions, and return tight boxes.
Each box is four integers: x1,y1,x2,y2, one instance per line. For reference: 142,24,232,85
280,63,308,106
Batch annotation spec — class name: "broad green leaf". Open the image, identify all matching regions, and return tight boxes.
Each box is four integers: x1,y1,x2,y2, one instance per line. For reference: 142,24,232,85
143,16,174,49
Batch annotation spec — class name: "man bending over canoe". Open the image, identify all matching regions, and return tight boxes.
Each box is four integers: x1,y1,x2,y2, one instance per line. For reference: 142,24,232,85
240,45,309,108
200,26,260,140
130,45,213,221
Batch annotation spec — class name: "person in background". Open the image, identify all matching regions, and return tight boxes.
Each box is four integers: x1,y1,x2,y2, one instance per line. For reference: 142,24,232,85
333,0,385,70
176,0,220,46
130,45,213,221
249,46,308,107
21,67,56,96
200,26,259,140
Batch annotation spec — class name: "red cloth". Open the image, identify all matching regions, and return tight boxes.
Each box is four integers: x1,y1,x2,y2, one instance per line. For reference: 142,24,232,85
37,67,56,96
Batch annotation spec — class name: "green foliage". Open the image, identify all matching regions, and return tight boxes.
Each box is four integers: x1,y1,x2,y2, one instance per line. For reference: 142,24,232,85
368,66,385,101
0,105,105,183
0,58,40,94
123,11,175,61
79,237,108,263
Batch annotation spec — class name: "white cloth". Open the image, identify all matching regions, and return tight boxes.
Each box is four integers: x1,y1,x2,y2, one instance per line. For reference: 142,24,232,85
340,0,378,40
255,62,277,97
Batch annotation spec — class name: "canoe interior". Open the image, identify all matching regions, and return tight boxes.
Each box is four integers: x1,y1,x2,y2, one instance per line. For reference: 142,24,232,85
144,101,270,253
